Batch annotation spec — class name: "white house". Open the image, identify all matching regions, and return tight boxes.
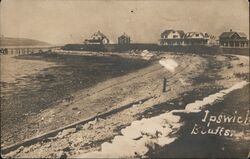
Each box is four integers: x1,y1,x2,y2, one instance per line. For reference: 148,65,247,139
160,29,185,45
183,32,216,45
84,31,110,44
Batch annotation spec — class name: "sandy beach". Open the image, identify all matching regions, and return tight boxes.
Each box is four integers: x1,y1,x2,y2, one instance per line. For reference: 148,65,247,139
1,51,249,158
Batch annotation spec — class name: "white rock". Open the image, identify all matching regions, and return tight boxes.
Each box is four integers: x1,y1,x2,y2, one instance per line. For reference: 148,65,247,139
55,151,67,158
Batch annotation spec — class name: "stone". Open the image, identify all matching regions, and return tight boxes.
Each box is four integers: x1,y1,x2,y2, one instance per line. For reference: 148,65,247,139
132,104,138,108
63,146,71,152
23,146,32,153
55,151,67,158
18,146,24,152
57,128,76,138
238,63,244,67
48,136,57,140
45,144,51,148
75,124,82,131
141,155,149,159
77,111,81,114
82,123,91,130
63,128,76,134
88,118,98,125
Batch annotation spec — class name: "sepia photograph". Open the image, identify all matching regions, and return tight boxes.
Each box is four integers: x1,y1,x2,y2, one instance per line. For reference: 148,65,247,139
0,0,249,158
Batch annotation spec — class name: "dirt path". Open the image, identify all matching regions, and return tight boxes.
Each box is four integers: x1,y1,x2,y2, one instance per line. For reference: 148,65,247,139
2,53,249,158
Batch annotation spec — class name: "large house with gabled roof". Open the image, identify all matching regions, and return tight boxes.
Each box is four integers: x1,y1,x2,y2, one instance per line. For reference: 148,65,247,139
219,30,249,48
160,29,185,45
160,29,216,46
84,31,110,45
183,32,216,45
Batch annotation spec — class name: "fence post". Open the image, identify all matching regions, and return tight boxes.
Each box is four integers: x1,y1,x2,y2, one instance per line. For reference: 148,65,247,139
163,77,167,92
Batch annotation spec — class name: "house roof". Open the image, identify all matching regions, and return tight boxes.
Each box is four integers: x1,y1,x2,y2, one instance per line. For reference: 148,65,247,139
238,32,247,38
161,29,185,38
219,32,235,38
205,33,216,39
219,31,247,38
92,31,108,39
161,30,173,36
119,33,130,39
184,32,204,38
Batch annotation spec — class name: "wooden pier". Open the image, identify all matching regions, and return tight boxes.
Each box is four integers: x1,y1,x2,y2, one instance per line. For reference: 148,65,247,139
0,46,61,55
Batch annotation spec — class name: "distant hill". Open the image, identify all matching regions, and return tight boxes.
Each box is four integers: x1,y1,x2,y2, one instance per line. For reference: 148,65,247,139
0,37,50,47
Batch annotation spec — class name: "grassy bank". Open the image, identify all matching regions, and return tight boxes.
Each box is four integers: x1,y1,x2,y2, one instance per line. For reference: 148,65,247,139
148,85,249,158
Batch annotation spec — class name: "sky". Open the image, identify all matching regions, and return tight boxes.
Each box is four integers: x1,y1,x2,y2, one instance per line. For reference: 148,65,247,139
0,0,249,44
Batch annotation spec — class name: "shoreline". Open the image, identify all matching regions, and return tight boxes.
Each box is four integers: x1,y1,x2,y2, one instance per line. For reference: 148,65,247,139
1,52,153,147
